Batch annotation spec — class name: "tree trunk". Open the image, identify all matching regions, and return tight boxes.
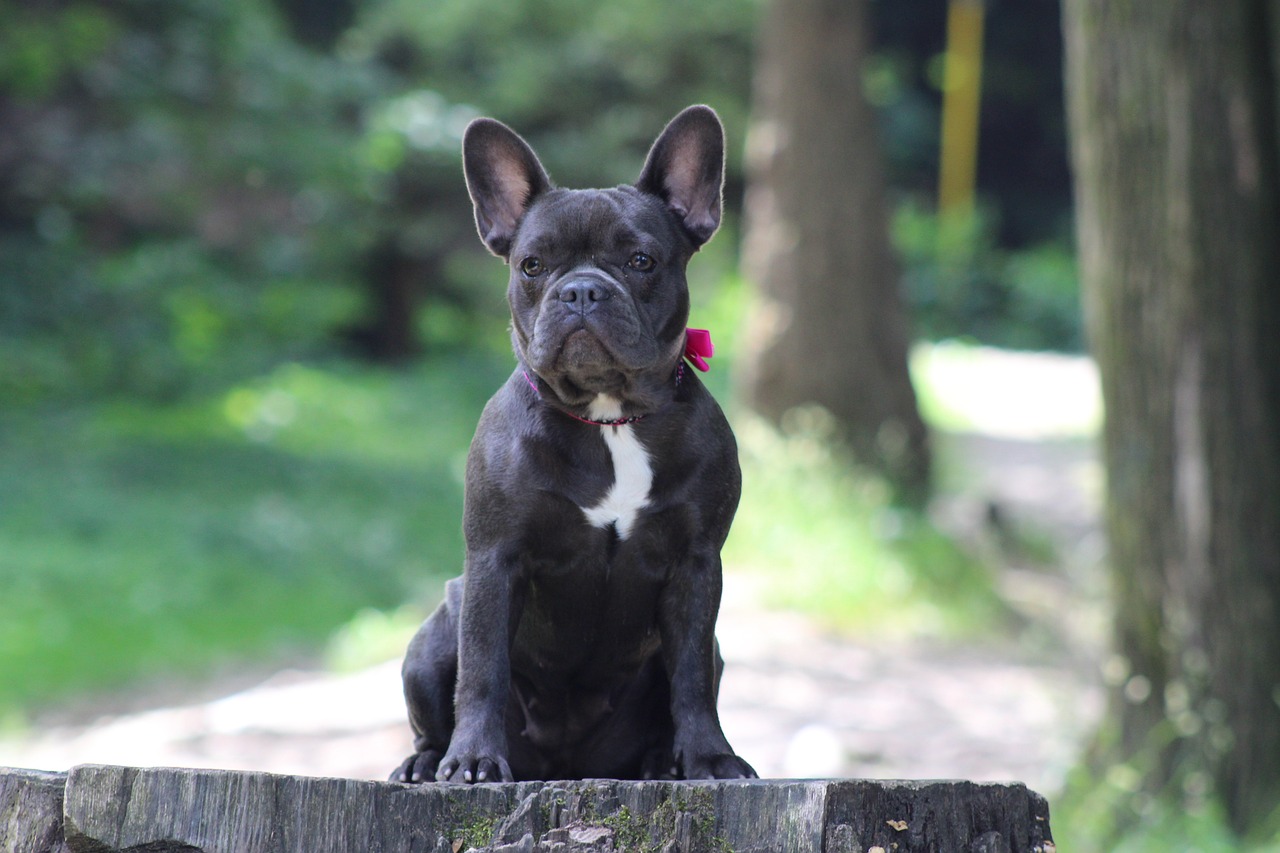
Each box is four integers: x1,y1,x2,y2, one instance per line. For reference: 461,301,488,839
738,0,931,505
1063,0,1280,836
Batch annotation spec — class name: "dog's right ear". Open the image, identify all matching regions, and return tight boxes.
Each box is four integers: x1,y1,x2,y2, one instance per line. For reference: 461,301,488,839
463,119,553,259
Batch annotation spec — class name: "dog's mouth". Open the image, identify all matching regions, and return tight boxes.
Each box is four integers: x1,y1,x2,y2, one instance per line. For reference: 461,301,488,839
533,312,637,372
557,327,610,366
520,329,621,401
520,299,666,399
522,326,629,399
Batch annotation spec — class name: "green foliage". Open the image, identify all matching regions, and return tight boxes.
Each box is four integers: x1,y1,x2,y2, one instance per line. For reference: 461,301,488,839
0,355,508,716
323,605,425,673
349,0,757,185
1055,760,1280,852
0,4,118,99
1050,717,1280,851
1,0,382,399
0,237,359,401
0,0,760,400
588,789,732,853
449,812,500,851
895,200,1083,352
726,407,1007,637
2,0,1079,401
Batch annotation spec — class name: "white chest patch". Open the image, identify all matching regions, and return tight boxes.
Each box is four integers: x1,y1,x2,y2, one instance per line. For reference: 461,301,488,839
581,395,652,539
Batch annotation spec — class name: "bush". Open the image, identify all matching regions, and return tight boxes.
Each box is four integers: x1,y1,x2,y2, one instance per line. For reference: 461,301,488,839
0,0,379,399
894,200,1083,353
0,236,360,401
726,407,1007,637
0,0,760,400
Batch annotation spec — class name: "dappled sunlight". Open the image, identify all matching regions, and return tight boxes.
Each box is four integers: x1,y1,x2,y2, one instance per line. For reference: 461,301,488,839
0,359,500,717
714,575,1099,792
912,341,1102,440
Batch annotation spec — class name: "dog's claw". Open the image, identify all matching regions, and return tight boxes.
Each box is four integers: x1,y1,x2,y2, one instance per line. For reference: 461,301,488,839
434,751,513,784
680,752,758,781
390,749,445,785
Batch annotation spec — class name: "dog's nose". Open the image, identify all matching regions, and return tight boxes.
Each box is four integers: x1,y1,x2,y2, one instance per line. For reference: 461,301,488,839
558,279,611,312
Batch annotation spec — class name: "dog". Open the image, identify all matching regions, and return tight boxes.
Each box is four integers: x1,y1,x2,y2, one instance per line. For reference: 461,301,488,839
390,105,756,784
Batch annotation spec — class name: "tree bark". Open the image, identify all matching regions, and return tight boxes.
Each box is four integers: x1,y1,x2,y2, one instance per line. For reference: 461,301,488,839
738,0,931,505
0,769,67,853
1063,0,1280,835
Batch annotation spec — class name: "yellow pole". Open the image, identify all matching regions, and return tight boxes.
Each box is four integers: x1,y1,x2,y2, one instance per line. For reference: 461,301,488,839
938,0,986,222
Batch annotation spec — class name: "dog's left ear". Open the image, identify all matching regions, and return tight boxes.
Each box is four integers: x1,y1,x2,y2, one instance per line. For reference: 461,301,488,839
636,105,725,248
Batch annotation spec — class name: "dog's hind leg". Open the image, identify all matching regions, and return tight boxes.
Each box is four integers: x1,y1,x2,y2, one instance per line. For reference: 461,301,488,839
390,577,462,783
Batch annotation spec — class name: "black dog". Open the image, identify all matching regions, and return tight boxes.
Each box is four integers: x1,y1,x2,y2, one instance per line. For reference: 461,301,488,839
391,105,756,784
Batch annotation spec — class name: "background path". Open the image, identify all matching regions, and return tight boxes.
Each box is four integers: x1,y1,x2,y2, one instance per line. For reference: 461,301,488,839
0,577,1101,794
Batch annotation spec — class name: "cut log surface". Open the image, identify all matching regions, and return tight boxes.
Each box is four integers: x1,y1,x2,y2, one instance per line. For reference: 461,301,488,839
0,768,69,853
3,764,1055,853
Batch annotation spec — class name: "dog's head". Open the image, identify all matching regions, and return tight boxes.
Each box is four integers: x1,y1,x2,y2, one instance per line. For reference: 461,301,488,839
462,106,724,409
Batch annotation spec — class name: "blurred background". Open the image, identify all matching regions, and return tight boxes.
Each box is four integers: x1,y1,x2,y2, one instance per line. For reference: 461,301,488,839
0,0,1273,850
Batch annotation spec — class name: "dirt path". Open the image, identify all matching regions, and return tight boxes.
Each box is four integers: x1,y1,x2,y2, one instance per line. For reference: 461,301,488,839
0,578,1101,794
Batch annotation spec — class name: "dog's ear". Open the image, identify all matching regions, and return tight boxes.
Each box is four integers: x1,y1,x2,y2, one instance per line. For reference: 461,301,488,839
463,118,553,258
636,105,725,247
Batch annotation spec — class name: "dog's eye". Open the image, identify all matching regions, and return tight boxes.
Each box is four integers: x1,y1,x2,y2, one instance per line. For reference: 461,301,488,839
627,253,655,272
519,257,545,277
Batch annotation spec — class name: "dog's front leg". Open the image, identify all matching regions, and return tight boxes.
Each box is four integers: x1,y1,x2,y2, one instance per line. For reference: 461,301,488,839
436,552,519,783
660,550,758,780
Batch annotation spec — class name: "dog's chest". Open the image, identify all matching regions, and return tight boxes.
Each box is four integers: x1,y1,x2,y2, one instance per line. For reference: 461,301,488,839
580,395,652,539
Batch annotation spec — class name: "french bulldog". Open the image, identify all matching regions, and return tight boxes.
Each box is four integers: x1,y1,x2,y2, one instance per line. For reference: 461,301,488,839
391,105,756,784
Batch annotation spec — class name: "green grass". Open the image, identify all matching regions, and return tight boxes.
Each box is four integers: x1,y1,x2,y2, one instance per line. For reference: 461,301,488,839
1053,771,1280,852
0,341,1032,719
0,338,1086,707
724,407,1008,638
722,337,1107,639
0,355,508,717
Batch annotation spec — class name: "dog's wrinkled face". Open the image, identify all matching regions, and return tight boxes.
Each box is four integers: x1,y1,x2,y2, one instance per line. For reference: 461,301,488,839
506,187,691,397
463,106,724,408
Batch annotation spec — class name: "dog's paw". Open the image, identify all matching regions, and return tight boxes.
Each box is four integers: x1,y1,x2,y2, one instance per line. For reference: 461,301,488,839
640,748,680,781
389,749,443,784
435,750,514,784
681,752,758,781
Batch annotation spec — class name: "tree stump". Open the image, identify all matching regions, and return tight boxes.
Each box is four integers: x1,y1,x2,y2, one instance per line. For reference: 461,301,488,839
2,764,1054,852
0,768,68,853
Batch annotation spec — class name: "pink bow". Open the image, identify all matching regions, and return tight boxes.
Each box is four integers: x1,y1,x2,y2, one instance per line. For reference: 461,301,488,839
684,328,714,372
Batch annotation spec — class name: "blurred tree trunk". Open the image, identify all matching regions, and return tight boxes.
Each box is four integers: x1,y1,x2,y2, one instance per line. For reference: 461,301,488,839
738,0,930,505
1063,0,1280,836
271,0,357,50
352,239,427,363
